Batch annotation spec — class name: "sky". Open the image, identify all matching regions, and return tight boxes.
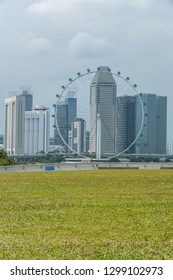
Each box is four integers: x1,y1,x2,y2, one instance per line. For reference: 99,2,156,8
0,0,173,141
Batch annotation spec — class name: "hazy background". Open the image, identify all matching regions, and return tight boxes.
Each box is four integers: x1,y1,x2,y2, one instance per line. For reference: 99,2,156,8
0,0,173,141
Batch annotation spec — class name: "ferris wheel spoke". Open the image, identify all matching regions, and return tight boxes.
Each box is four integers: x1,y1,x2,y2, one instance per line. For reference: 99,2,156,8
72,79,89,105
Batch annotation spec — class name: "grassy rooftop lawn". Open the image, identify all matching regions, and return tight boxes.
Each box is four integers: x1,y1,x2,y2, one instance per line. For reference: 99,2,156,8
0,169,173,260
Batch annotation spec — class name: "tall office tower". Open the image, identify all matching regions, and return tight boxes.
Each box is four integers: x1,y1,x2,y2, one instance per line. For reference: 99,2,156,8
20,88,33,111
116,96,136,154
5,91,33,155
156,96,167,154
89,66,117,155
25,106,50,155
55,97,77,148
65,97,77,131
70,118,86,154
55,103,68,146
135,93,167,154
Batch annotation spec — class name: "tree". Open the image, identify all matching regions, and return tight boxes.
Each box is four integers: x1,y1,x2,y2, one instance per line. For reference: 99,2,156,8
0,149,15,166
0,149,8,158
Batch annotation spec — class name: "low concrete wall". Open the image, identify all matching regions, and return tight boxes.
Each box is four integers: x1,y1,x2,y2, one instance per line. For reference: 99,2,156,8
0,162,173,173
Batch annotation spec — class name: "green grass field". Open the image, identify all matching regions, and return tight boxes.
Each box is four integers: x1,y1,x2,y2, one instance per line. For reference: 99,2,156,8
0,169,173,260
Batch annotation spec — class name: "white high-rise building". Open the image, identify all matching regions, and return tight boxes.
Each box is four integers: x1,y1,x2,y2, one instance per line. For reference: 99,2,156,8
24,106,50,154
5,91,33,155
89,66,117,155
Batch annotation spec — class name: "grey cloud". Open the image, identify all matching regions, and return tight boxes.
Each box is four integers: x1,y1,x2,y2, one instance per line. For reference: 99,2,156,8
68,32,114,58
0,0,173,141
21,32,52,54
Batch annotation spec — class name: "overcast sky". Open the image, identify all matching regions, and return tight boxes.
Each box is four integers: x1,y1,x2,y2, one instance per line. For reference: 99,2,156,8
0,0,173,141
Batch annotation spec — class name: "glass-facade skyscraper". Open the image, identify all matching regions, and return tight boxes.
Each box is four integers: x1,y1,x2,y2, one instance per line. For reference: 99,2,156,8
116,96,136,154
55,97,77,149
55,103,68,146
89,66,117,155
135,93,167,154
156,96,167,154
65,97,77,131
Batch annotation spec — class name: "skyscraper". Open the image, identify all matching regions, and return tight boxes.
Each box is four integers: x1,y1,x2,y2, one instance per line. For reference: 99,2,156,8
65,97,77,131
55,103,68,146
156,96,167,154
116,96,136,154
89,66,117,155
5,91,33,155
135,93,167,154
55,97,77,148
70,118,86,154
20,88,33,111
24,106,50,154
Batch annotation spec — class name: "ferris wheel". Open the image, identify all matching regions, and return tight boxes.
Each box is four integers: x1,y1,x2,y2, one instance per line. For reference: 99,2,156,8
52,67,144,158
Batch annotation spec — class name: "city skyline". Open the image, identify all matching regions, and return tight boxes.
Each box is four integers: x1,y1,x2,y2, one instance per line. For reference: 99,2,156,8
0,0,173,142
3,73,167,156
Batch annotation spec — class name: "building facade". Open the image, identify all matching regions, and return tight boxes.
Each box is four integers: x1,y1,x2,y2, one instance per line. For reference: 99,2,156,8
5,91,33,155
24,106,50,155
0,135,4,145
89,66,117,155
156,96,167,154
55,97,77,149
65,97,77,131
55,103,68,146
135,93,167,154
70,118,86,154
0,135,4,150
116,96,136,154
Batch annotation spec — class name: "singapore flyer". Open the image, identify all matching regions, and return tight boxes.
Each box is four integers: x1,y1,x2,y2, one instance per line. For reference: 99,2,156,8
53,66,144,158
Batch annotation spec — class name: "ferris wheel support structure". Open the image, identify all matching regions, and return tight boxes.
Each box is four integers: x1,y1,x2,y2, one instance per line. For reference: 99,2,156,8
52,68,144,159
